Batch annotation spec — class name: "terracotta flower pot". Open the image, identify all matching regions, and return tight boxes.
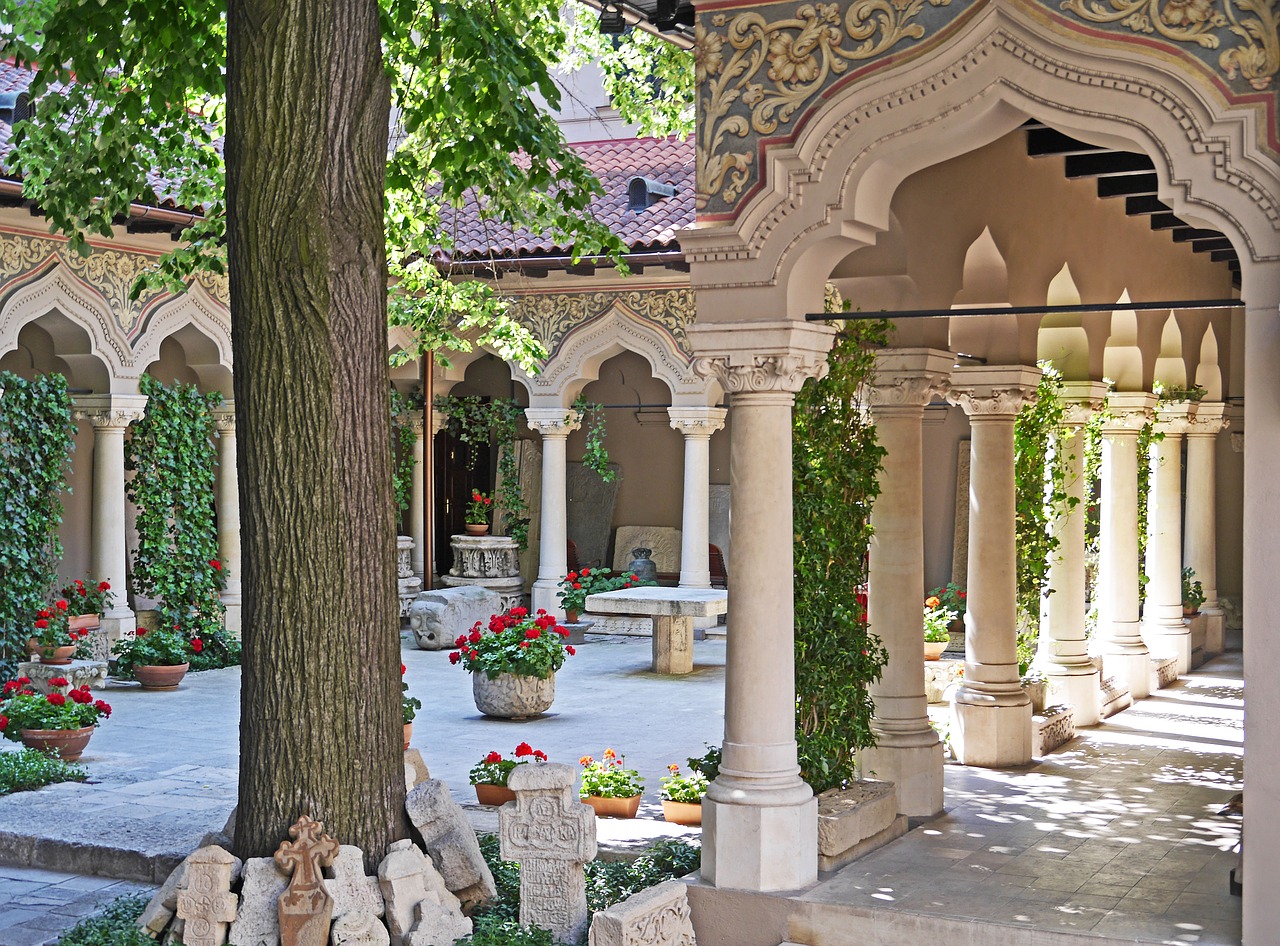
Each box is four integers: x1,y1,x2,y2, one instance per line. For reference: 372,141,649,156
474,783,517,806
924,640,948,660
583,794,642,819
37,645,77,665
564,610,580,624
134,663,190,690
403,722,413,751
69,614,100,632
21,726,94,762
465,523,490,536
472,671,555,718
661,799,702,826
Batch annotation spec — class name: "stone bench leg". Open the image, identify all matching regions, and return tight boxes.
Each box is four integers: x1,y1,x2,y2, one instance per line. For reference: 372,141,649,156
652,616,694,674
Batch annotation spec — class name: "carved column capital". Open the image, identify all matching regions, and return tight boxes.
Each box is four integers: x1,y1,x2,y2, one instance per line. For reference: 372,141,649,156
1154,401,1198,436
867,349,953,409
1101,392,1158,434
946,365,1041,417
687,320,836,395
397,410,425,436
72,394,148,430
1059,381,1110,426
1185,401,1229,437
668,406,728,437
212,404,237,433
525,407,581,438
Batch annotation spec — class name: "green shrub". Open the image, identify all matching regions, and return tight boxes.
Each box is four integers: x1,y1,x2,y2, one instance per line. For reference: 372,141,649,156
55,893,153,946
462,916,559,946
0,748,87,795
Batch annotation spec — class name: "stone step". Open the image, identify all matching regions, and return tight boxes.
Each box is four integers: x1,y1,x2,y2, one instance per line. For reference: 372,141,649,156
1100,675,1132,719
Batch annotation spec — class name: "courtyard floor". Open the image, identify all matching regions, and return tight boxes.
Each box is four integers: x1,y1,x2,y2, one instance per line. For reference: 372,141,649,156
0,635,1243,946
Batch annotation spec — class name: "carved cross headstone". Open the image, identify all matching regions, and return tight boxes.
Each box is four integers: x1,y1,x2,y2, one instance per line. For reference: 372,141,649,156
175,847,239,946
499,762,597,944
274,815,340,946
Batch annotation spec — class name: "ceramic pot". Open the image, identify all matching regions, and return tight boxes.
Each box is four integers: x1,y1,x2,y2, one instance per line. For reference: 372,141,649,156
1183,606,1200,617
465,523,490,536
134,663,189,690
21,726,94,762
471,671,555,718
403,722,413,751
564,609,580,624
474,783,517,806
583,794,642,818
661,799,702,826
69,614,100,632
38,644,77,665
924,640,948,661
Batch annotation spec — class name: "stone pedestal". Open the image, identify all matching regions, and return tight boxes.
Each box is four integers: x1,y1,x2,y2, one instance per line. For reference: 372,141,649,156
440,535,524,611
17,659,109,694
946,366,1039,768
863,348,951,815
397,535,423,618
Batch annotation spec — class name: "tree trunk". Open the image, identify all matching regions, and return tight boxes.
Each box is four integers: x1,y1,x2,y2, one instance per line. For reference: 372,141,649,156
226,0,403,869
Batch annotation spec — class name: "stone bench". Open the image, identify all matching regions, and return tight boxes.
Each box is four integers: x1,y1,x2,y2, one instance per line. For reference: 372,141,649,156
584,587,727,674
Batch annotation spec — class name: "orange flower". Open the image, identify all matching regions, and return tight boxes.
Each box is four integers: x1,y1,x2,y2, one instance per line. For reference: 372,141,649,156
603,747,616,760
668,763,680,773
579,756,594,766
925,596,941,608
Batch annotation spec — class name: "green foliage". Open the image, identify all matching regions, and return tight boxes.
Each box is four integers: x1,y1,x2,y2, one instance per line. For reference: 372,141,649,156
922,601,955,643
660,765,708,803
111,625,198,676
1012,363,1078,661
928,581,967,616
793,322,890,793
436,396,532,550
451,608,575,680
0,372,76,677
126,375,225,642
1182,566,1206,612
579,749,645,798
686,744,721,780
572,396,614,482
0,747,87,796
1136,421,1163,606
557,568,645,615
390,388,425,515
54,893,155,946
462,917,559,946
1153,381,1207,403
477,834,522,922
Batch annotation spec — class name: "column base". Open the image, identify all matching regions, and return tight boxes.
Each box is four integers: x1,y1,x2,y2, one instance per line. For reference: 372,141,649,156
652,615,694,674
702,793,818,891
99,609,136,649
1045,665,1101,727
1202,609,1225,656
530,580,561,618
859,739,944,816
1143,622,1191,675
222,602,242,639
950,686,1032,767
1103,647,1151,700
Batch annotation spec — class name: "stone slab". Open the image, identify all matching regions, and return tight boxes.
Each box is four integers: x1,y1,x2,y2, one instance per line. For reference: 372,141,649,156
587,879,696,946
228,856,290,946
816,814,906,872
1100,675,1133,719
408,587,501,651
815,781,899,861
405,780,496,909
16,660,110,695
567,461,622,570
585,587,727,618
612,527,682,574
1033,706,1076,757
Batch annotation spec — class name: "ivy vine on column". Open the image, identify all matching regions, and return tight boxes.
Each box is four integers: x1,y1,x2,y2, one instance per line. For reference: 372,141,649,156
389,388,424,515
0,372,75,676
571,394,614,482
126,374,236,669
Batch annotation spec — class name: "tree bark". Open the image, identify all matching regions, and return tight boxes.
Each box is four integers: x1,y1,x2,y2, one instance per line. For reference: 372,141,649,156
227,0,404,869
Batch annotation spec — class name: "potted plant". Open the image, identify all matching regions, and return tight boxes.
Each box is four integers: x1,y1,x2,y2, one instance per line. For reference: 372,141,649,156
402,663,421,750
469,741,549,805
111,622,205,690
1182,567,1206,616
923,595,954,660
465,489,493,536
449,607,575,717
579,747,645,818
929,581,967,643
659,763,709,825
0,677,112,761
556,567,642,623
28,599,92,665
58,578,114,632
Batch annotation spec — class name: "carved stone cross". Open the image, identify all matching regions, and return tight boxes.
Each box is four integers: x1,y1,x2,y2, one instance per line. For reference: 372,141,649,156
175,847,239,946
274,814,341,946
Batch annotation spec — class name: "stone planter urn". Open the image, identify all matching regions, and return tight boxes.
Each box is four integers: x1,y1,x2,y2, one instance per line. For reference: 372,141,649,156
1023,679,1049,714
471,671,555,718
924,640,948,660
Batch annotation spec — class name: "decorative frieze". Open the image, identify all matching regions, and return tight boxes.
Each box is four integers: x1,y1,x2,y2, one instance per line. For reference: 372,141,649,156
525,408,582,438
666,407,727,437
71,394,148,430
946,365,1042,416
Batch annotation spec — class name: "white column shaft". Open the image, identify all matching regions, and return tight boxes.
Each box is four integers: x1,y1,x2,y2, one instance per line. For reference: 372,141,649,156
410,418,427,579
526,408,580,616
1185,427,1222,610
91,426,131,621
216,426,242,600
679,434,712,588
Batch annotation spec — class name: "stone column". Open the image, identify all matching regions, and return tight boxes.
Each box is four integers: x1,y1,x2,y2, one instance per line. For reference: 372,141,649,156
1184,402,1227,655
1098,392,1157,700
212,405,243,636
689,320,833,892
1145,402,1197,672
72,394,148,644
860,348,951,816
667,407,728,589
526,407,581,617
945,365,1040,767
403,410,427,580
1039,382,1108,726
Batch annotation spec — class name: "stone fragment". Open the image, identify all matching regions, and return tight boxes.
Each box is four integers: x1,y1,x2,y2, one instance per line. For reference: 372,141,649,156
325,845,384,920
405,779,496,909
330,911,391,946
587,880,696,946
162,918,185,945
404,749,430,792
377,839,469,946
139,846,244,939
409,587,500,650
228,857,290,946
405,896,472,946
175,846,239,946
275,815,340,946
15,659,108,694
500,763,596,944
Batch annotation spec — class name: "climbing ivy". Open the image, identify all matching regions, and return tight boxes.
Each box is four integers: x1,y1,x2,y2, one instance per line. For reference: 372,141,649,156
390,389,425,515
571,395,614,483
126,375,226,646
1136,420,1163,606
435,396,531,551
793,320,891,794
0,372,75,676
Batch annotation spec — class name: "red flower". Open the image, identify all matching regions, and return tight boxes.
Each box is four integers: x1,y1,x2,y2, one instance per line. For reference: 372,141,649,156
524,628,541,640
46,693,66,706
572,583,581,590
48,677,69,688
581,568,591,576
94,700,111,717
485,751,503,764
55,600,68,611
0,715,6,731
191,639,204,653
566,572,578,581
401,663,407,675
510,607,528,618
519,641,530,648
15,677,30,686
566,645,576,656
449,652,461,665
958,591,967,598
98,581,110,591
77,586,87,596
514,742,533,757
533,750,548,761
34,619,48,629
136,628,148,637
71,688,93,704
468,629,482,644
2,682,17,695
483,497,491,505
37,610,50,619
209,560,222,571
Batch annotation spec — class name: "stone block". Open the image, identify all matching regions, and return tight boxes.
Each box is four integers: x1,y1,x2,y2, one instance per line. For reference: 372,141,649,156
378,839,468,946
588,880,696,946
139,845,242,940
16,659,109,695
175,846,239,946
326,845,384,920
612,527,681,574
405,780,496,909
404,749,430,792
331,911,391,946
1033,706,1076,756
228,857,290,946
652,616,693,675
409,587,501,651
950,691,1033,767
815,781,898,862
701,796,818,891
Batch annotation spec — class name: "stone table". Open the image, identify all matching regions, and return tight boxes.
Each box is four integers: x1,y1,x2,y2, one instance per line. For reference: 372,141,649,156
584,587,727,674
